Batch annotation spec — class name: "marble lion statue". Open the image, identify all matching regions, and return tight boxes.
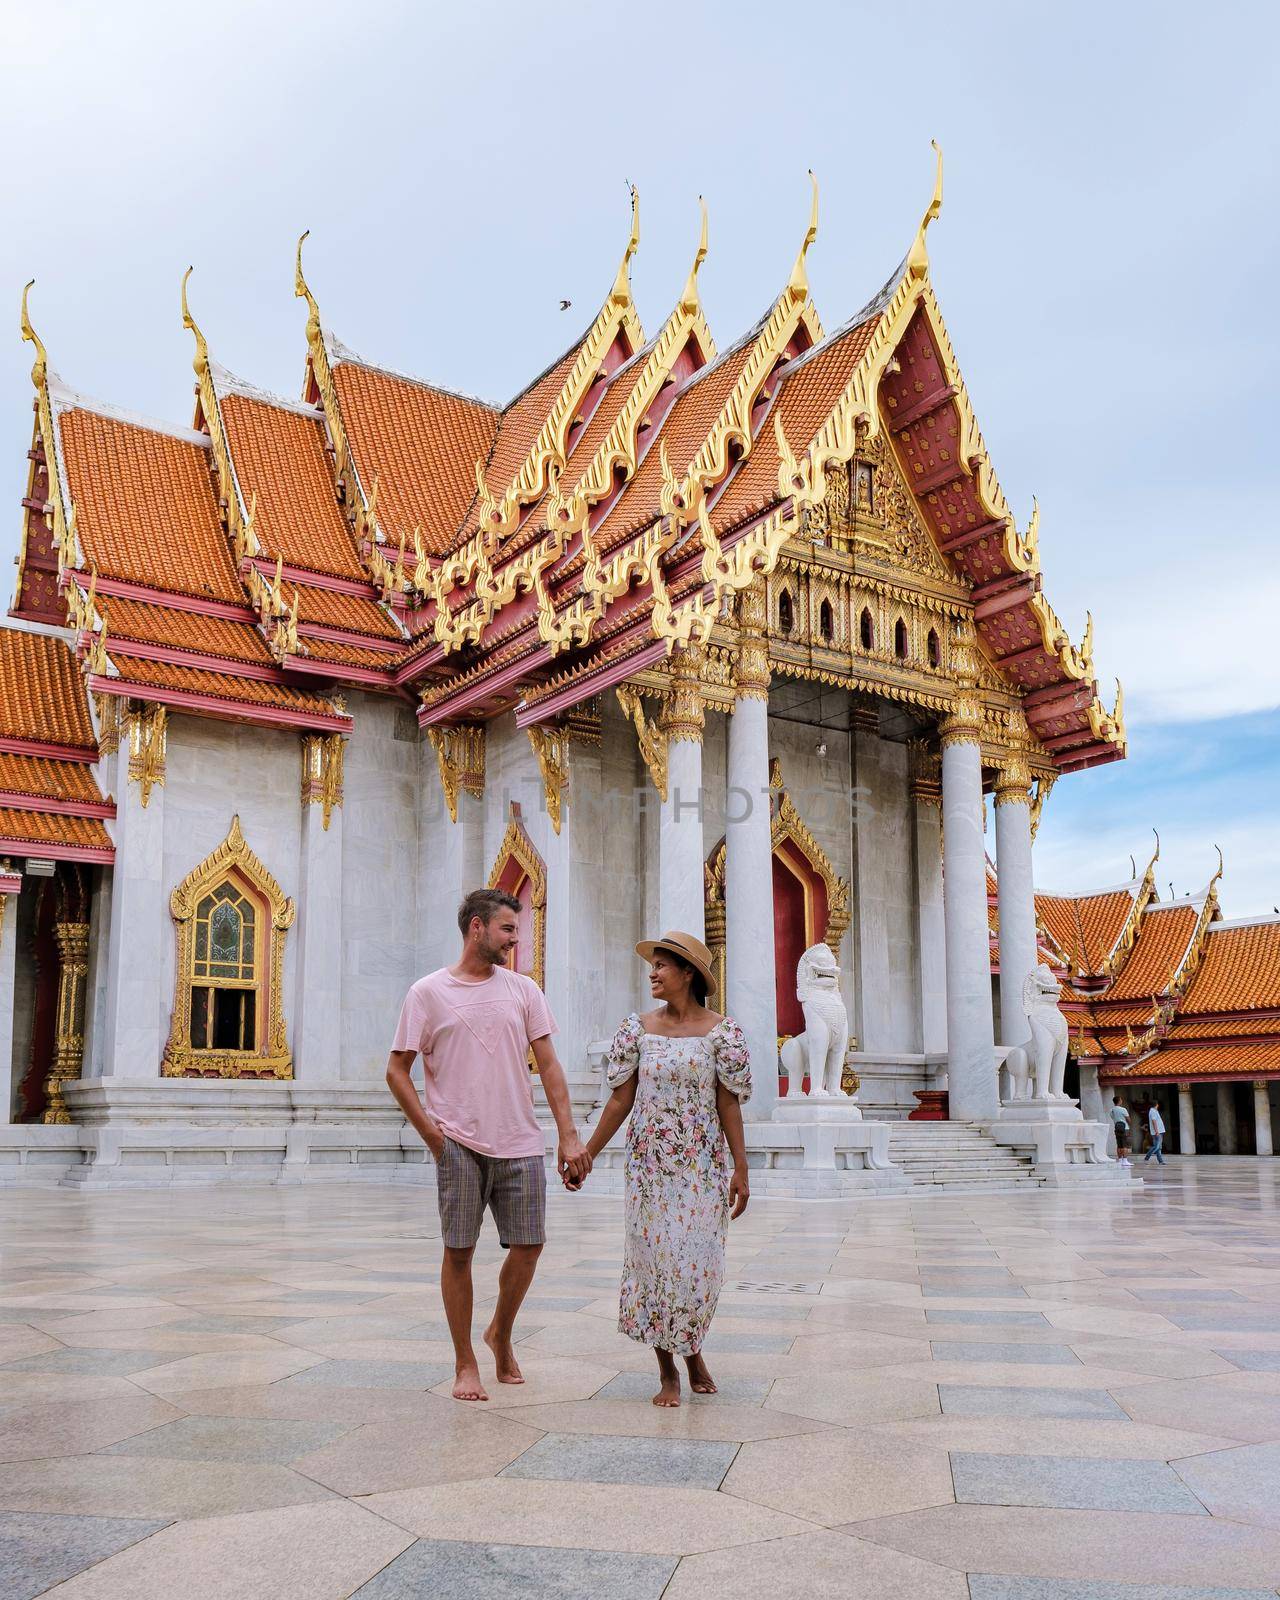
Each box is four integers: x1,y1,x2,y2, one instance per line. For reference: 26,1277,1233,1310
1003,963,1070,1101
779,943,849,1098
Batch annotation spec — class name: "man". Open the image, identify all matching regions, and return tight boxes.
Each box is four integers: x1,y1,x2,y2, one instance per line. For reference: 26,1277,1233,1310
387,888,591,1401
1110,1095,1132,1165
1143,1099,1166,1165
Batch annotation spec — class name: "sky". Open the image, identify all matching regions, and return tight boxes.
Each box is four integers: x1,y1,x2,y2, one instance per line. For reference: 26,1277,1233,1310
2,0,1277,911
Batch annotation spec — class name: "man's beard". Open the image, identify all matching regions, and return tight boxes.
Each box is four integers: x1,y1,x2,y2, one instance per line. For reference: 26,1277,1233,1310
476,935,510,967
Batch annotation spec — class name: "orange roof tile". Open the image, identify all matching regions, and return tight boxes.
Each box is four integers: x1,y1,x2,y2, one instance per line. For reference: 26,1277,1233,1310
298,639,398,670
594,344,755,547
287,583,400,639
98,596,272,665
1180,922,1280,1015
1036,889,1135,977
0,808,112,852
106,656,342,717
1107,904,1200,1001
0,629,96,748
456,345,585,542
332,363,498,554
218,393,365,580
0,752,103,803
1119,1040,1280,1080
1168,1017,1279,1039
710,317,880,534
58,408,243,602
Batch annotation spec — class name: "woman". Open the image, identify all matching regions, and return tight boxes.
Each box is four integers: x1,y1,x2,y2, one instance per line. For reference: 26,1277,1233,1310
581,930,751,1408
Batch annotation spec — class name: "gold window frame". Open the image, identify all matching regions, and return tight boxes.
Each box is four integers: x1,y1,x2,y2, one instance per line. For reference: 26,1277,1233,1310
487,806,548,992
163,815,295,1078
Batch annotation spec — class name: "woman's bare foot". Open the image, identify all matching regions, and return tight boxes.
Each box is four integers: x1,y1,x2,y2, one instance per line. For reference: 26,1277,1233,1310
452,1360,489,1401
483,1324,525,1384
653,1349,681,1408
685,1351,717,1394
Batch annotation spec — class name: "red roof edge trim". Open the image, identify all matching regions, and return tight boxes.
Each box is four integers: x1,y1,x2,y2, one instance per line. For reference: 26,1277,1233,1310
0,790,115,820
285,657,399,689
513,637,666,728
87,675,352,734
0,736,97,764
297,623,402,653
0,871,22,894
0,836,114,865
246,557,383,602
68,572,258,624
96,638,283,683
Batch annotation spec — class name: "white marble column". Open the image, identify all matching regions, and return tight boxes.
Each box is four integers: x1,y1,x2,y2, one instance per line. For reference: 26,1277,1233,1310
0,887,19,1122
1218,1083,1238,1154
994,758,1038,1049
658,645,705,940
725,583,777,1114
100,706,169,1080
292,736,345,1085
939,682,998,1122
1254,1081,1274,1157
1179,1084,1196,1155
910,756,947,1057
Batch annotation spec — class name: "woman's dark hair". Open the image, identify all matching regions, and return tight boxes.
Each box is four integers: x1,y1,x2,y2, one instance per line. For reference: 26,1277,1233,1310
655,945,708,1005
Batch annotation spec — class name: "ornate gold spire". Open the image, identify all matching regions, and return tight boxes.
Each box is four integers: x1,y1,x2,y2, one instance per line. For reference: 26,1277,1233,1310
180,266,210,382
295,229,322,343
786,171,820,304
907,139,943,281
680,196,709,316
20,280,47,389
611,184,641,307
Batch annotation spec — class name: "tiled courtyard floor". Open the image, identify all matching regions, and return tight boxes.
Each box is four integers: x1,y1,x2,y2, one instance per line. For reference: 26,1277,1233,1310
3,1159,1280,1598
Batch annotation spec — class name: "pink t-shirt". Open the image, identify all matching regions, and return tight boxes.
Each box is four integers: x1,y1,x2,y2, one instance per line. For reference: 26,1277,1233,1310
391,966,556,1158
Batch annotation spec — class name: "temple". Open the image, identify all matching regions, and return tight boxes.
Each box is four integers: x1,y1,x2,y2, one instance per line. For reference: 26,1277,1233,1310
1030,843,1280,1158
0,151,1205,1190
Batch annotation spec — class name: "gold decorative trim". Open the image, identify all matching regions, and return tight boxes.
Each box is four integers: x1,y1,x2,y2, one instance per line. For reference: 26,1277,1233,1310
126,704,167,807
526,726,571,835
1028,772,1057,842
94,690,122,757
616,685,668,801
163,815,295,1079
487,806,548,991
425,724,485,824
938,618,984,750
43,918,89,1124
662,644,706,744
734,580,770,700
300,733,345,830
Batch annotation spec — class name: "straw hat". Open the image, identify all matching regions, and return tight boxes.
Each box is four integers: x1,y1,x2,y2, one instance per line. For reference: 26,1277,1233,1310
635,930,717,996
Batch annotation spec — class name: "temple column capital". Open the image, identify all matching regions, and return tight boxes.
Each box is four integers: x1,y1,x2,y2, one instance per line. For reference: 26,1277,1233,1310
662,642,706,744
733,580,771,702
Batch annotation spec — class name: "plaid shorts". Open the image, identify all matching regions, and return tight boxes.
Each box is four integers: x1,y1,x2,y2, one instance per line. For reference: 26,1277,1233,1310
435,1137,546,1250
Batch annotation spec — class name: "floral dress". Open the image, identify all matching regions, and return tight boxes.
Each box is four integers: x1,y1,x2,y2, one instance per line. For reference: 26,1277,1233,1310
605,1013,752,1355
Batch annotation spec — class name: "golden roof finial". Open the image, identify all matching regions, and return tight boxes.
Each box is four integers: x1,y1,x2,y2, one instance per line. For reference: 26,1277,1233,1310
295,229,323,342
1022,496,1040,563
1210,843,1225,894
680,197,709,315
611,185,641,307
20,280,48,390
1079,610,1095,674
908,139,944,281
180,266,211,381
1112,676,1126,742
787,170,820,303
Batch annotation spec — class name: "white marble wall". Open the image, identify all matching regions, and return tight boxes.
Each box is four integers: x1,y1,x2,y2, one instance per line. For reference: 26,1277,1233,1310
338,696,420,1080
851,730,920,1052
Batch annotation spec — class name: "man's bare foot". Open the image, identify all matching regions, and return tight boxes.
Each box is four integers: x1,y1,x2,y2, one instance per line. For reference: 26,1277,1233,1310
653,1351,681,1407
483,1324,525,1384
452,1361,489,1401
685,1351,717,1394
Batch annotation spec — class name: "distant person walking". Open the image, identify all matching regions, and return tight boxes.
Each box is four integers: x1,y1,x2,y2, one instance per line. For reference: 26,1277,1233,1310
1144,1100,1166,1165
1111,1096,1132,1165
386,889,591,1401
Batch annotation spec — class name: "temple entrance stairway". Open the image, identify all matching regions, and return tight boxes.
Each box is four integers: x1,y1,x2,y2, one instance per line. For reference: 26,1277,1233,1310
887,1121,1045,1192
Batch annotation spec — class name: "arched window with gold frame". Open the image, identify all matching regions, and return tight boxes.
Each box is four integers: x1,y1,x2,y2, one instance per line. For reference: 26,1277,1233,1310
487,804,547,991
163,816,295,1079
